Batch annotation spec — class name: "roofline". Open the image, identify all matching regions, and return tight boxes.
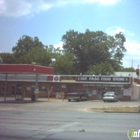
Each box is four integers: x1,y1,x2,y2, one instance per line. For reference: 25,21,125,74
0,64,53,69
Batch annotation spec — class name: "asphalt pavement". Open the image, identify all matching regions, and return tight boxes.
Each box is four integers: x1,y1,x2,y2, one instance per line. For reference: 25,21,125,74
0,97,140,140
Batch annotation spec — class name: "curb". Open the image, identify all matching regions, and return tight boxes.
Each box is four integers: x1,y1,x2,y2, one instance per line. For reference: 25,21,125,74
88,106,140,113
104,111,140,113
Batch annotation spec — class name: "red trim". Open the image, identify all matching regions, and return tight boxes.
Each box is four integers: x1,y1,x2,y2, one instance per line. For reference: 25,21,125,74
47,76,53,81
0,64,54,74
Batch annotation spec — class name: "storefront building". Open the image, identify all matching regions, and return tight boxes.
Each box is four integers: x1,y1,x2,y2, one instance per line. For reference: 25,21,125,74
0,64,140,101
0,74,137,101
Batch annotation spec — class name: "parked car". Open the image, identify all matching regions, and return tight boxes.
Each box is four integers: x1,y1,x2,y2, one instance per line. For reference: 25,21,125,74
66,90,88,102
103,92,119,102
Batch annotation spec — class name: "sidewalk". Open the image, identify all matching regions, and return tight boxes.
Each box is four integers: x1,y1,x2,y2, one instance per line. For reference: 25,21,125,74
0,96,63,103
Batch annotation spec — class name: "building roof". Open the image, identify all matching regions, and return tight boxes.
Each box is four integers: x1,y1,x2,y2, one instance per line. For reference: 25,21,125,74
0,64,54,75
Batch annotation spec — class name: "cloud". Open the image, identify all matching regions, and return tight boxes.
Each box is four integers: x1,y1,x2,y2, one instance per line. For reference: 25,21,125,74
106,26,139,68
0,0,52,17
54,41,63,50
106,26,125,35
0,0,120,17
124,40,140,56
85,0,119,5
106,26,135,37
0,0,31,17
122,40,140,68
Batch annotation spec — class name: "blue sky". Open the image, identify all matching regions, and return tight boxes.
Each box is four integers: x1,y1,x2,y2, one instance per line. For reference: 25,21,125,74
0,0,140,68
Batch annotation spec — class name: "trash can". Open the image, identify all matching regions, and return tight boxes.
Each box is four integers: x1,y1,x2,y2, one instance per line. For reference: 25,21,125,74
31,86,38,102
31,94,36,101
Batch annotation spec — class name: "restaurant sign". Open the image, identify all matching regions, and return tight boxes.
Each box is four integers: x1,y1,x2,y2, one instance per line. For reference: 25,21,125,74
76,77,130,83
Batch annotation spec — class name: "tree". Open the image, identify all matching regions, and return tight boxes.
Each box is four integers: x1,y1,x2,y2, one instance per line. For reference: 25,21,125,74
108,32,126,61
86,62,114,75
52,52,75,75
121,67,135,72
23,47,51,66
0,53,16,64
62,29,126,74
12,35,44,63
43,45,75,74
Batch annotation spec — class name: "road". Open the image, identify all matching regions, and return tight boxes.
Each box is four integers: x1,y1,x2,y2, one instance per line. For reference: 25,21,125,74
0,98,140,140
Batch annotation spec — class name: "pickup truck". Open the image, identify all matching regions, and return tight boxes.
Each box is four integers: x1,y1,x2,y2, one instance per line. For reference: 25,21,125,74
66,91,88,102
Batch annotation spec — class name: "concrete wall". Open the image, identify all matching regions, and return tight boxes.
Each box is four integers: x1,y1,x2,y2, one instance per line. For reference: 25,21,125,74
132,85,140,101
115,72,137,78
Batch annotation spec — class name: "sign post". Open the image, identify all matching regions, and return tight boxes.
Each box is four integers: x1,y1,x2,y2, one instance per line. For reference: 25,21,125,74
4,73,7,101
139,86,140,112
137,65,140,112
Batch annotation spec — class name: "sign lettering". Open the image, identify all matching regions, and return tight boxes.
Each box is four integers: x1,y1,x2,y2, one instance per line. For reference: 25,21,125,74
76,77,130,83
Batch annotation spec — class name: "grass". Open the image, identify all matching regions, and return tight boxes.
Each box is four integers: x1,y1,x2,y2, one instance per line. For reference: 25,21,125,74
89,106,140,113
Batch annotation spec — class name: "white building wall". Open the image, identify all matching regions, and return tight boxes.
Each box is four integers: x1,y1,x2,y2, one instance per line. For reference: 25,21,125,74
132,85,140,101
115,72,137,78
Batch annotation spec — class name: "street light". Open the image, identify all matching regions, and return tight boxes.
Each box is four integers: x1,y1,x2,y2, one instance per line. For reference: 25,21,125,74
137,65,140,112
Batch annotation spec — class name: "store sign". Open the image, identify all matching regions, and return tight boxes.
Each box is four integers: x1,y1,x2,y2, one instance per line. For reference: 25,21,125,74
123,89,131,96
53,75,60,82
77,77,130,83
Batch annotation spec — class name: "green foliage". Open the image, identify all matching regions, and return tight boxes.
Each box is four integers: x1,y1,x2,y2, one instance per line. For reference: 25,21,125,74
2,31,127,75
121,67,135,72
12,35,44,63
0,53,16,64
86,62,114,75
52,52,75,75
62,29,126,74
108,32,126,61
23,47,51,66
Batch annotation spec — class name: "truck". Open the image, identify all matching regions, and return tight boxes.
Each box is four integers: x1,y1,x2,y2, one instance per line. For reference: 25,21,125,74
66,90,88,102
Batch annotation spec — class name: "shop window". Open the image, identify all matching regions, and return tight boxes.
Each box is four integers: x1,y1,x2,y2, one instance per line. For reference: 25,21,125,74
56,86,61,92
26,87,31,91
12,86,16,95
2,85,7,92
40,86,46,93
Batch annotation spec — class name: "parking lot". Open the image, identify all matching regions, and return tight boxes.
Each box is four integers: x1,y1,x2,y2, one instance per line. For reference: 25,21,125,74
0,97,139,112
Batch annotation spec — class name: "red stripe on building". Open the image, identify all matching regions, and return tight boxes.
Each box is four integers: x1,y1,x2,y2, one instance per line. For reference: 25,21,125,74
0,64,54,74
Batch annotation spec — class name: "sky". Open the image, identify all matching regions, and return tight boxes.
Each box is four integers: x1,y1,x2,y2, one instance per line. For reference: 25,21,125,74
0,0,140,69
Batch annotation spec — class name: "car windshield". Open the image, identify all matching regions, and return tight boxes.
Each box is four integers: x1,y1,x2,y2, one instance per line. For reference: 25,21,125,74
74,90,85,93
104,92,114,97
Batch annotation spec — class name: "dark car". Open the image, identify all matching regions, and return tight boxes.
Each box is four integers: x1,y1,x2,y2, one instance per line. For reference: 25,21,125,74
103,91,119,102
66,90,88,102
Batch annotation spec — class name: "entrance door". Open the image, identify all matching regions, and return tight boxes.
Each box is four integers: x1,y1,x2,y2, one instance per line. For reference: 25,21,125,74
97,87,104,99
12,85,16,96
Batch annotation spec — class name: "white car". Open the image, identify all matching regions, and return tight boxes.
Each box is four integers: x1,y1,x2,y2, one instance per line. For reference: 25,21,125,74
103,92,119,102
